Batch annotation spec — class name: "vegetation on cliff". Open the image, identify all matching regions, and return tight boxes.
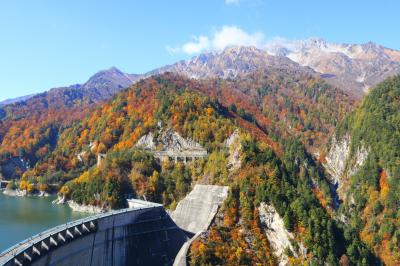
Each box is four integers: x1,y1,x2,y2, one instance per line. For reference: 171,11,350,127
190,136,376,265
0,73,379,264
334,76,400,265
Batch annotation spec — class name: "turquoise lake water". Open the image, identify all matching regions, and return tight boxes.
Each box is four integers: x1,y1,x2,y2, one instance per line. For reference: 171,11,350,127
0,193,89,252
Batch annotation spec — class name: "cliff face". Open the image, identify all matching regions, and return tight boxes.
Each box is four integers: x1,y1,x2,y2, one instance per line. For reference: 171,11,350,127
258,203,303,266
323,77,400,264
324,136,351,187
148,46,315,80
266,38,400,97
136,127,207,159
324,135,368,199
225,129,241,172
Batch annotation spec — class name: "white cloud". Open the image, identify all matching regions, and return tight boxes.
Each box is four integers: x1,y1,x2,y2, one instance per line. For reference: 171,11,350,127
168,26,266,55
212,26,264,50
264,37,297,50
225,0,240,5
182,35,210,54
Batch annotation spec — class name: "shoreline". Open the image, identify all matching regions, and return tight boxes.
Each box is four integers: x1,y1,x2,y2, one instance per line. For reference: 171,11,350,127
2,189,53,197
52,195,108,214
1,190,106,214
66,200,107,214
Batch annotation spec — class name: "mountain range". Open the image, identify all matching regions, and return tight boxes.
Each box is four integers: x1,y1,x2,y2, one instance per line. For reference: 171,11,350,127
2,38,400,106
1,38,400,265
265,38,400,96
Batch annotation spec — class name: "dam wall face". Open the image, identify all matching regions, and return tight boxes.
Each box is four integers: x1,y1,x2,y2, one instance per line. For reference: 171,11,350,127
1,204,191,266
0,186,229,266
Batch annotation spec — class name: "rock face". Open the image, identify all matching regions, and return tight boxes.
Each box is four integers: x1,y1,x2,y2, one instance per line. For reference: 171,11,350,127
67,200,107,214
324,135,368,198
5,38,400,107
136,128,207,160
148,39,400,98
79,67,141,100
258,203,299,266
135,132,156,150
324,136,351,186
2,189,26,197
265,38,400,97
52,195,66,204
3,189,51,197
149,46,315,80
158,129,204,152
52,195,106,213
225,129,242,171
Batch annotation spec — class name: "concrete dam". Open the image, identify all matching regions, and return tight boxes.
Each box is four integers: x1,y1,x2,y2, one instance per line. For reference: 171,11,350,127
0,185,228,266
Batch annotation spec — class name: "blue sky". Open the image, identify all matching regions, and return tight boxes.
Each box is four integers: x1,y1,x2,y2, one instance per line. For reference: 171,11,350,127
0,0,399,101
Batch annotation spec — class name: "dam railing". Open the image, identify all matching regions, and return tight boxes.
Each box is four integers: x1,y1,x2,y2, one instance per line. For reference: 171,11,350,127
0,200,162,266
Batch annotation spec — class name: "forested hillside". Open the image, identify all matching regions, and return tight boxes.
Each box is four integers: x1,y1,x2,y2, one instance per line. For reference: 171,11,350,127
2,1,400,265
0,88,97,179
5,73,375,264
189,136,376,265
0,70,353,180
331,76,400,265
0,67,139,180
192,70,354,152
1,72,383,264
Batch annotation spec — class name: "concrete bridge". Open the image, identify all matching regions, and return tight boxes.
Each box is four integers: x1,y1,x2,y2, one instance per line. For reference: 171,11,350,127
0,200,191,266
153,150,207,164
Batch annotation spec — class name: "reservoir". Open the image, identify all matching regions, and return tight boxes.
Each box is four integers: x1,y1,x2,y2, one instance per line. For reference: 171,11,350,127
0,193,89,252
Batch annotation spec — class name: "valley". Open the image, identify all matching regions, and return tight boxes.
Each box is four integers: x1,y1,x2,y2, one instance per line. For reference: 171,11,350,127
0,39,399,265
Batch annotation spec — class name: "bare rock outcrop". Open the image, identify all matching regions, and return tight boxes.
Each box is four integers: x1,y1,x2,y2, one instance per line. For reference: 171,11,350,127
52,195,66,205
136,132,156,150
265,38,400,97
324,136,351,186
258,203,300,266
67,201,106,214
347,145,369,177
2,189,26,197
324,135,369,198
136,128,207,160
225,129,242,172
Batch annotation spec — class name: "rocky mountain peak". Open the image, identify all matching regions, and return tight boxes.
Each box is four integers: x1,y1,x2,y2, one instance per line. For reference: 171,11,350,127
107,66,124,73
83,67,136,88
222,45,262,55
300,37,328,50
361,41,382,52
263,38,400,97
79,67,141,99
149,45,313,80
